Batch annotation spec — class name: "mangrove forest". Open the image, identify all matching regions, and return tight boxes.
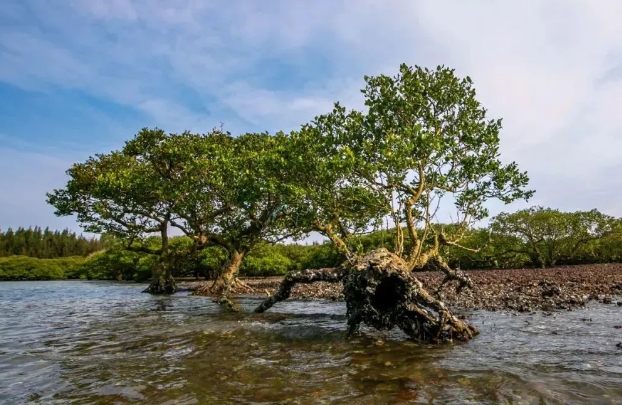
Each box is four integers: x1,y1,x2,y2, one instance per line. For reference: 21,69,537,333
28,63,620,343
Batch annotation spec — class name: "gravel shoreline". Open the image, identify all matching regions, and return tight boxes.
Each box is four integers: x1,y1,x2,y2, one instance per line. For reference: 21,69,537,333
182,263,622,313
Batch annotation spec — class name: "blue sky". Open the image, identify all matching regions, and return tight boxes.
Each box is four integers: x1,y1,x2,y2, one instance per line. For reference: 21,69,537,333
1,0,622,235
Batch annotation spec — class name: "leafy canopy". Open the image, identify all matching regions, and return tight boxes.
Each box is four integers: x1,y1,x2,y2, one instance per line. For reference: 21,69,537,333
48,63,534,274
168,130,302,254
296,63,533,263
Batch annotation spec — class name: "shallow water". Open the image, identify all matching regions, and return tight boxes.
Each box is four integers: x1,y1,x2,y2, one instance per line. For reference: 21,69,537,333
0,281,621,404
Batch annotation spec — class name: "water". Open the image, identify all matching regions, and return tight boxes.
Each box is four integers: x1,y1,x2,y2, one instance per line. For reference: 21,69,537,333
0,281,621,405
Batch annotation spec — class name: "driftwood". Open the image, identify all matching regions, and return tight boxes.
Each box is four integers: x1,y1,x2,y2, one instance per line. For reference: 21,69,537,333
255,248,479,343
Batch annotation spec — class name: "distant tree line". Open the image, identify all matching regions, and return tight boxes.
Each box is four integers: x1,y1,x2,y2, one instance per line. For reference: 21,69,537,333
3,206,620,282
448,206,622,269
0,227,109,258
75,237,344,282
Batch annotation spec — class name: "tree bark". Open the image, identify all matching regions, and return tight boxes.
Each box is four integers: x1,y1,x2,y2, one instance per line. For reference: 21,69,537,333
255,249,478,343
313,220,351,257
142,223,177,294
204,250,252,296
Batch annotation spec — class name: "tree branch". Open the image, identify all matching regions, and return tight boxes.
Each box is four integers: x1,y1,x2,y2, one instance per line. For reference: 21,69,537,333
254,268,343,313
439,233,481,253
313,219,351,257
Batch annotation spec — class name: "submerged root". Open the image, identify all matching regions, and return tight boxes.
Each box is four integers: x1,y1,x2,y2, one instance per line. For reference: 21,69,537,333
255,249,478,343
213,296,241,312
143,276,177,295
343,249,477,343
194,275,255,297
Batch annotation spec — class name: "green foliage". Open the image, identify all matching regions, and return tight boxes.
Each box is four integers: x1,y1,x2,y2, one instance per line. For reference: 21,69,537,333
283,116,388,255
75,246,146,281
47,150,157,238
73,236,200,281
291,64,533,262
46,64,535,282
574,228,622,264
46,128,221,290
240,244,293,276
169,130,305,251
0,256,85,281
47,127,318,287
489,207,620,268
195,246,228,279
276,242,343,270
329,207,622,270
5,205,622,282
61,236,342,280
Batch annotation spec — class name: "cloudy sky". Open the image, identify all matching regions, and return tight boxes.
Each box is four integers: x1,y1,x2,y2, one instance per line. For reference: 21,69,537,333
1,0,622,235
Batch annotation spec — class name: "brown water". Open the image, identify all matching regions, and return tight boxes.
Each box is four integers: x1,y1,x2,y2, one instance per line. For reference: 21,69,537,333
0,281,621,404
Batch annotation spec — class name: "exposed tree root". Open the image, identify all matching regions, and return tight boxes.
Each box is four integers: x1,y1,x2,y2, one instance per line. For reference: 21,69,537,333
194,275,255,297
231,277,254,293
193,250,254,308
254,268,343,313
213,296,241,312
143,273,177,295
187,272,256,311
255,249,478,343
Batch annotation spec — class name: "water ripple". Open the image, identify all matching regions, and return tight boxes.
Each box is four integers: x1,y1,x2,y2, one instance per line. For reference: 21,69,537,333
0,281,621,404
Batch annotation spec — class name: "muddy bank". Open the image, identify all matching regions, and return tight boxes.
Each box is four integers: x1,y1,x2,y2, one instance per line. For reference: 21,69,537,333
183,263,622,312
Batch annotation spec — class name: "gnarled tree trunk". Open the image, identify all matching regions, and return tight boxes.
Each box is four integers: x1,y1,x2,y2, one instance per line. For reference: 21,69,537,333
255,248,478,343
143,262,177,294
143,225,178,295
195,250,252,298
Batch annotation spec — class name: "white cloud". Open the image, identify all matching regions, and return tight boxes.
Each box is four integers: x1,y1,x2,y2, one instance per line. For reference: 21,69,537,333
1,0,622,233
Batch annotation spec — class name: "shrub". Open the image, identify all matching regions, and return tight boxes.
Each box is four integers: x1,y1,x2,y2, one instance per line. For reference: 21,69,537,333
0,255,85,280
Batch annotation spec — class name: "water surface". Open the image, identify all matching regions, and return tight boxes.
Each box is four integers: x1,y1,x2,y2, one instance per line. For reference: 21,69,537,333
1,281,621,404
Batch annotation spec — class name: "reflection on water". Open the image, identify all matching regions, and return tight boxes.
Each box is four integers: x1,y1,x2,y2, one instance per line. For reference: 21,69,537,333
0,281,621,404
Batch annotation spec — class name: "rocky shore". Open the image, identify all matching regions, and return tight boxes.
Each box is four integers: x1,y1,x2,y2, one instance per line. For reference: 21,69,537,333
184,263,622,313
